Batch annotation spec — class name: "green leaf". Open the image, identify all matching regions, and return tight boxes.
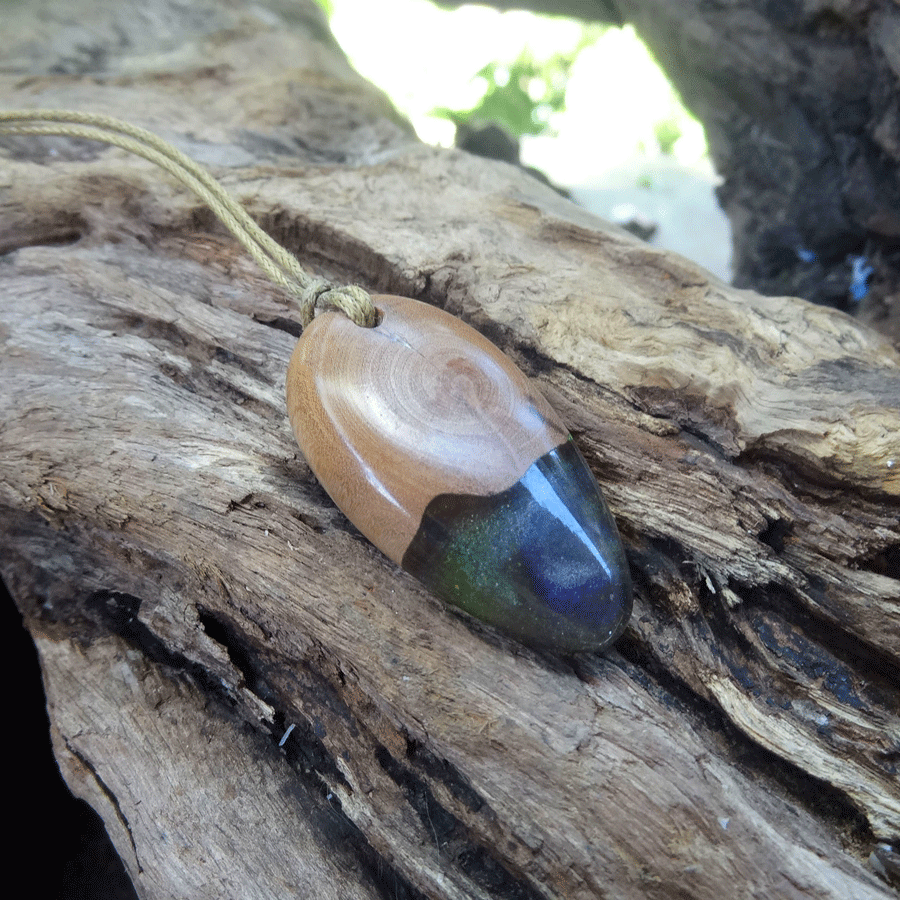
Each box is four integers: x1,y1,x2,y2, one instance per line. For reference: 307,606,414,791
432,24,606,140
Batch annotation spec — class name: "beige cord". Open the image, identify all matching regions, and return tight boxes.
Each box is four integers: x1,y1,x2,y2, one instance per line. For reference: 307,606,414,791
0,109,378,328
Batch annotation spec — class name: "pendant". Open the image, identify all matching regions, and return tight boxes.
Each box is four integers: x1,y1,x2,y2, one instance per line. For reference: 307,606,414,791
285,295,631,653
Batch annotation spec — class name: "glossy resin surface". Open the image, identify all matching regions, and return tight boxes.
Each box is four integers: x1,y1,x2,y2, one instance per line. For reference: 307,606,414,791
286,294,631,652
403,439,632,652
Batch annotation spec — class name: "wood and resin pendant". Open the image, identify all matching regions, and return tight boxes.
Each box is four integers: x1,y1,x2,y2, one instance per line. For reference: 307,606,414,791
286,295,631,653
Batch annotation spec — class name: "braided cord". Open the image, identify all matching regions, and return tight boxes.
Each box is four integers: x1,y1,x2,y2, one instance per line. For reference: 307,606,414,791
0,109,377,328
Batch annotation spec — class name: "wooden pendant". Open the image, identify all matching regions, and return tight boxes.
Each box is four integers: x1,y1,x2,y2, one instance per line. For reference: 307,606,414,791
285,295,632,653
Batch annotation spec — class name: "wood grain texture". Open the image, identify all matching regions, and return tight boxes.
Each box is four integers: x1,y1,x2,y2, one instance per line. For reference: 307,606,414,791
1,1,898,898
286,294,567,563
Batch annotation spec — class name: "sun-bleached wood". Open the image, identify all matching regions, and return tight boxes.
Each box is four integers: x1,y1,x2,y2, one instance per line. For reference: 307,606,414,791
286,294,567,563
1,1,898,898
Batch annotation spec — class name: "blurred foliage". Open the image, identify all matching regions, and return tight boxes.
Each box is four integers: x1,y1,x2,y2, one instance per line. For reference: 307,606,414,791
653,116,682,155
434,25,606,139
312,0,334,15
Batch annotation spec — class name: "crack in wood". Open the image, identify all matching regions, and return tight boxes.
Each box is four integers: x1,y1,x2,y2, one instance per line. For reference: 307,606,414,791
86,590,240,710
63,738,144,875
375,742,550,900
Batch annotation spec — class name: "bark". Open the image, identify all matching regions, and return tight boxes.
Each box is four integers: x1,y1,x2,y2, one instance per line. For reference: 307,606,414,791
1,1,898,899
618,0,900,340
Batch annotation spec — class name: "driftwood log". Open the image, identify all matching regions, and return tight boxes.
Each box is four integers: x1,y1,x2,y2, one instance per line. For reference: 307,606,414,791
1,1,898,898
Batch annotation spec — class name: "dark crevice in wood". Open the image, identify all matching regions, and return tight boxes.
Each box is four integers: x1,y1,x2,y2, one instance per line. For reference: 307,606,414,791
254,313,305,338
196,606,280,707
740,445,900,505
275,727,431,900
114,312,191,347
152,348,277,419
611,628,729,729
245,703,429,900
701,573,899,716
211,343,265,376
377,743,461,851
404,736,485,815
856,541,900,578
274,707,354,799
612,626,879,852
615,567,892,845
0,223,86,257
753,614,870,710
290,508,329,534
195,609,380,802
670,425,733,465
745,584,900,695
626,534,698,615
106,309,278,417
86,590,239,709
375,743,551,900
757,515,793,554
466,314,526,360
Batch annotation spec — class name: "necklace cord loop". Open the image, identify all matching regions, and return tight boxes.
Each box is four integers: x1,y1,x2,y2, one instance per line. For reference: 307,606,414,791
0,108,378,329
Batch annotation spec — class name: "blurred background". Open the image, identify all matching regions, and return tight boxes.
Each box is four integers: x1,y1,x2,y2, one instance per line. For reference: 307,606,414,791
324,0,732,281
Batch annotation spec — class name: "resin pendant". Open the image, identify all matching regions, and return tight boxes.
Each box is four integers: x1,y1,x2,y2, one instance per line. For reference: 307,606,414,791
285,295,631,653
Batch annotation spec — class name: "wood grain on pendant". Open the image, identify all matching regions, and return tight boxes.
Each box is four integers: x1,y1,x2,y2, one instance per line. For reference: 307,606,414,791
286,294,632,652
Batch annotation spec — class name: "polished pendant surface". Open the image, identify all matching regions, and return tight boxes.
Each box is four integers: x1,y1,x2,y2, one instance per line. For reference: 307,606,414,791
285,294,631,652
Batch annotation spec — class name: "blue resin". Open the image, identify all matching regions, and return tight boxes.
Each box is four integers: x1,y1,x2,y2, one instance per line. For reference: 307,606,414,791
402,439,632,652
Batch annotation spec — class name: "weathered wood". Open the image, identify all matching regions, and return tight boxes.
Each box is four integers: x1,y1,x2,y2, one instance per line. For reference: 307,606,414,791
1,1,898,898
